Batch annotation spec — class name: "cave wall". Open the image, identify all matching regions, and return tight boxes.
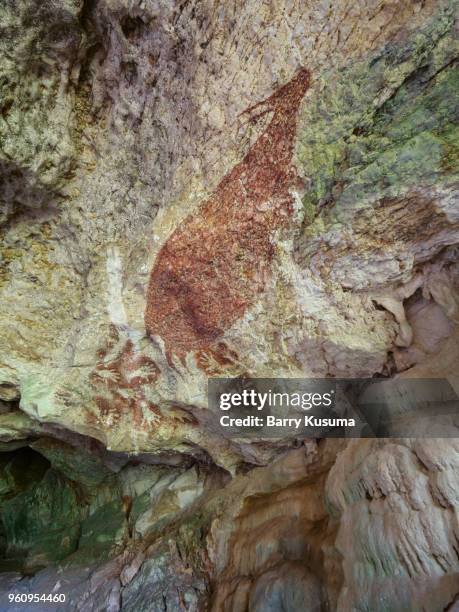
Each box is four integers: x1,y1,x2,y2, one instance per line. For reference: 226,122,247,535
0,0,458,610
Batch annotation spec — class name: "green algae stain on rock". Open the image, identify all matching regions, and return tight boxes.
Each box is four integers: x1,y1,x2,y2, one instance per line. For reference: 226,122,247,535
295,3,458,232
30,438,113,490
0,469,84,571
293,3,459,290
77,498,127,563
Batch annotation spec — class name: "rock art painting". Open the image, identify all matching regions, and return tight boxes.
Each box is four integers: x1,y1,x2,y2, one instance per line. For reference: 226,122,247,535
91,325,160,428
1,1,458,610
145,69,310,359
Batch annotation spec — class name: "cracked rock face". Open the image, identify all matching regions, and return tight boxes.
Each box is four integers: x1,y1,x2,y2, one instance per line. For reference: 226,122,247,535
0,0,458,610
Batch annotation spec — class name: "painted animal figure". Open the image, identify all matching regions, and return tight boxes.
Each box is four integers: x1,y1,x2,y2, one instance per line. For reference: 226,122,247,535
145,68,310,359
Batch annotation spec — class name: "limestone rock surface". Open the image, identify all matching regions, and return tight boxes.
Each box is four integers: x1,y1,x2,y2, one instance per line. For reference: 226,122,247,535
0,0,458,610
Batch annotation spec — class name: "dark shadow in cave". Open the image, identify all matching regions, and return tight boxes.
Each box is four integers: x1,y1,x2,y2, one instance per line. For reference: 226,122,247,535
0,447,51,573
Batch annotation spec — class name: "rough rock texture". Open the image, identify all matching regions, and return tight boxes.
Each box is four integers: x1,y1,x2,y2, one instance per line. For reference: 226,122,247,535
2,0,458,461
327,438,459,611
0,0,458,610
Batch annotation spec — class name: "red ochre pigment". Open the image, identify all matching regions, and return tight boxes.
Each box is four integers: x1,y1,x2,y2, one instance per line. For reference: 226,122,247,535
145,68,310,360
91,325,161,427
